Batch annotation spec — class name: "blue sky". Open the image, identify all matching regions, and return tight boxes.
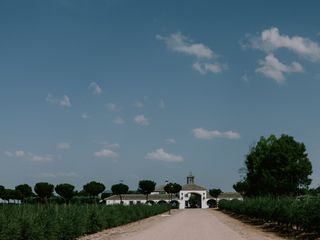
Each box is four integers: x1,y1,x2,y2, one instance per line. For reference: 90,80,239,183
1,0,320,191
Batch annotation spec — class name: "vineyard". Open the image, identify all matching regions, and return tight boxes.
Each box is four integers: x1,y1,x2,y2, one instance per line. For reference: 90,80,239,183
218,196,320,234
0,204,170,240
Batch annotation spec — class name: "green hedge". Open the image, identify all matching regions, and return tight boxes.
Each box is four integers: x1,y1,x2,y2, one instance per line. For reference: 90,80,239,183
0,204,170,240
218,196,320,233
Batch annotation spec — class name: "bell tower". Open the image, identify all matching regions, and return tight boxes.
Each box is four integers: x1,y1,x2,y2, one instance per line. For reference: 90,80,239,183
187,172,194,184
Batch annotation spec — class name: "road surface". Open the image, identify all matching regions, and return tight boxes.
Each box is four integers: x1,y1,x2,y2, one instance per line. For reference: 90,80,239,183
80,209,282,240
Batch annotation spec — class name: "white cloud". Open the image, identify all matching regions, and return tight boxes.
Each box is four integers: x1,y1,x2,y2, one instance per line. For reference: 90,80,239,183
165,138,176,144
241,73,250,82
192,62,224,74
156,32,213,59
107,102,120,111
145,148,183,162
133,101,144,108
256,54,303,83
5,150,53,162
192,128,240,140
89,82,102,95
134,115,149,126
57,142,71,150
81,113,90,119
113,117,125,125
94,149,118,158
247,27,320,62
46,94,71,107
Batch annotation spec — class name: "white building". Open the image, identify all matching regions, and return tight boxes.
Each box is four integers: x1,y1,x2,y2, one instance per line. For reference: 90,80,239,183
104,173,242,209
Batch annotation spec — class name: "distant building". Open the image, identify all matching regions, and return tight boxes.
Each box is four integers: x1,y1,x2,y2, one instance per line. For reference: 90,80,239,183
104,173,242,209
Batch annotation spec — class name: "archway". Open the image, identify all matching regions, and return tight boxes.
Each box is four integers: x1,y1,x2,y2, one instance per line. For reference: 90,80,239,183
207,199,217,208
146,200,155,205
187,193,202,208
157,200,167,205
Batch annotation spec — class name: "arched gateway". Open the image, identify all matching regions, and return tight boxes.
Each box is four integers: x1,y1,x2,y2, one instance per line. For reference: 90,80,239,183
104,173,214,209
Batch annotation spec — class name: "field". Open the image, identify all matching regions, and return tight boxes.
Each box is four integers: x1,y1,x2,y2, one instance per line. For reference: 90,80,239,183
0,204,170,240
218,196,320,235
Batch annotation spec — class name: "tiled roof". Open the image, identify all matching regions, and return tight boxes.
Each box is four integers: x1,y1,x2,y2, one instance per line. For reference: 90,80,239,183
218,192,242,199
105,194,178,201
181,183,206,191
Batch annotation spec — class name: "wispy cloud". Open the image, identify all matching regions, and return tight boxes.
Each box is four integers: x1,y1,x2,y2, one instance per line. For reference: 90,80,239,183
157,32,226,75
156,32,213,59
94,149,118,158
5,150,54,162
165,138,176,144
81,113,90,119
89,82,102,95
192,128,240,140
145,148,183,162
113,117,125,125
159,99,165,109
57,142,71,150
245,27,320,62
134,115,149,126
256,54,303,83
107,102,120,111
46,94,71,107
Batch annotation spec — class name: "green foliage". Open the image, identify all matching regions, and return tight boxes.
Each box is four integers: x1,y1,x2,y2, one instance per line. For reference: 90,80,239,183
0,204,170,240
15,184,33,203
55,184,75,204
209,188,222,198
138,180,156,201
34,182,54,203
83,181,105,198
238,134,312,196
111,183,129,203
218,196,320,234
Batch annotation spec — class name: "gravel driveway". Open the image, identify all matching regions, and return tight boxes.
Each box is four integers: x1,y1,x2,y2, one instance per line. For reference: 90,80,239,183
80,209,283,240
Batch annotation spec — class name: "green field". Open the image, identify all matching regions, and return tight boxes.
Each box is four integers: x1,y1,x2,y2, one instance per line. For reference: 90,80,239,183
0,204,170,240
218,196,320,234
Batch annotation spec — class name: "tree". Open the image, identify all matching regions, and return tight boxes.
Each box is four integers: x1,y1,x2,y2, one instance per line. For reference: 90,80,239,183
164,182,182,201
83,181,105,198
111,183,129,204
138,180,156,201
55,183,75,204
209,188,222,198
233,181,247,196
0,185,4,199
237,134,312,197
2,189,17,203
15,184,33,203
34,182,54,203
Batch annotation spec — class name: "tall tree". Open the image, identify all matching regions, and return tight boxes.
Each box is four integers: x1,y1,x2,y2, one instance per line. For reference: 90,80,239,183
237,134,312,196
55,183,75,204
138,180,156,201
209,188,222,198
0,185,4,199
83,181,105,198
15,184,33,203
111,183,129,204
164,182,182,201
34,182,54,203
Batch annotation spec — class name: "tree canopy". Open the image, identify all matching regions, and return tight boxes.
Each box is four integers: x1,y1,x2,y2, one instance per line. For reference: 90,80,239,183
138,180,156,201
235,134,312,197
83,181,105,198
209,188,222,198
164,182,182,201
15,184,33,203
55,183,75,204
34,182,54,203
111,183,129,203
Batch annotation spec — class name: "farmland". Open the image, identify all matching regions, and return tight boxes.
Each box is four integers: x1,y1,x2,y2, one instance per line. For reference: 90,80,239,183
218,196,320,236
0,204,170,240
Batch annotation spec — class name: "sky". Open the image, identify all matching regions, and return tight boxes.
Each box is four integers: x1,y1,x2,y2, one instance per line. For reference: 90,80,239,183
1,0,320,192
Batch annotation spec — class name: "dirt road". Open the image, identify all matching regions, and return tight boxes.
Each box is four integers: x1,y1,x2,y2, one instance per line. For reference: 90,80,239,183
80,209,283,240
